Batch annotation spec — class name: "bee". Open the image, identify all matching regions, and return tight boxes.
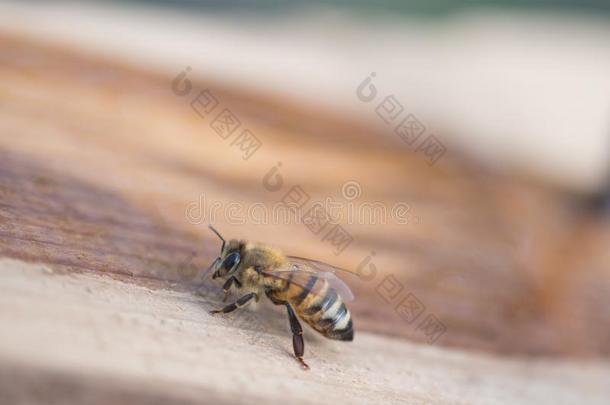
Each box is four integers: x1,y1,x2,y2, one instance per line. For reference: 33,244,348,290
206,225,354,370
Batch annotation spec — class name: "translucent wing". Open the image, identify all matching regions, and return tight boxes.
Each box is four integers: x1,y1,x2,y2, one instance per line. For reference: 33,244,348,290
264,258,355,302
286,256,363,278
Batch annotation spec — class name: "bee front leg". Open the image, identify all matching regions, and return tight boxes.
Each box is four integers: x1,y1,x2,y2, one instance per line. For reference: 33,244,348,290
221,276,241,302
210,292,256,315
285,304,309,370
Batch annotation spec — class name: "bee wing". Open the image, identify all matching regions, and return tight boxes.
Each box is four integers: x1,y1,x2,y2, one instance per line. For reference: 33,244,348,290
286,256,362,278
264,259,355,302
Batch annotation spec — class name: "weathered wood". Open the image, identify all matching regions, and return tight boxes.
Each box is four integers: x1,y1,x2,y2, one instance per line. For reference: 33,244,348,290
1,34,609,356
0,33,609,404
1,259,608,405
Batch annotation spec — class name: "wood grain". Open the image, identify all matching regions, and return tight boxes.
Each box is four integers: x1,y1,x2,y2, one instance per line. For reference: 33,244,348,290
1,259,608,405
0,33,609,361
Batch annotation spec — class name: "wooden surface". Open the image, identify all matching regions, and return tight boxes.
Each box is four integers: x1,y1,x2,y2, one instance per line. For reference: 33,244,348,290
0,33,610,403
1,259,609,405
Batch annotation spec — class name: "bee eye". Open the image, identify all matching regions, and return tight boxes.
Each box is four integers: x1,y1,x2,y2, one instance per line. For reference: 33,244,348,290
222,252,240,274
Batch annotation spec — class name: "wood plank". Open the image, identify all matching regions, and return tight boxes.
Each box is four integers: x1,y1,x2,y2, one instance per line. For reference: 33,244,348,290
1,259,608,405
0,33,609,404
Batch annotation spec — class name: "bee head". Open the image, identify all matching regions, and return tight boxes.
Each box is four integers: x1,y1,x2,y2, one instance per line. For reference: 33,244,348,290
208,225,242,279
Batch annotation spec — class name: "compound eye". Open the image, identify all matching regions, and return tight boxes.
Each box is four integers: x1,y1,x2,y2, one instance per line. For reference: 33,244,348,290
222,252,240,274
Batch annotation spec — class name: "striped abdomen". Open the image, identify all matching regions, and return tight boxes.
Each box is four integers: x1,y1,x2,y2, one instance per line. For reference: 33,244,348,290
267,273,354,341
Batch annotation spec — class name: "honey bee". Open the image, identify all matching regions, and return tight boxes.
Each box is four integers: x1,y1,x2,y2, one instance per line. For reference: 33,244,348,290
206,226,354,370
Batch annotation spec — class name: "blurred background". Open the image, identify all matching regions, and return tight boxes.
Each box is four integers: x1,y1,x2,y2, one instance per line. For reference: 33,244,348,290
0,0,609,403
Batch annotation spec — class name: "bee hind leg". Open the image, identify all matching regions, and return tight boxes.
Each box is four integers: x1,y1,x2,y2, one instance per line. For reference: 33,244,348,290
210,292,256,315
285,304,309,370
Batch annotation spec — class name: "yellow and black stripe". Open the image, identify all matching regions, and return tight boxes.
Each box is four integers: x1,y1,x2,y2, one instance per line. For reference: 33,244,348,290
267,273,354,341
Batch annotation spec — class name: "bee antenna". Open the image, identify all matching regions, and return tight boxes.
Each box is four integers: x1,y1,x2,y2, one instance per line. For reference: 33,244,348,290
208,225,226,251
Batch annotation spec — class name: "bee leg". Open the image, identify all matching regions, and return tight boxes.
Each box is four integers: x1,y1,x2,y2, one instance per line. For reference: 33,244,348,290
210,292,256,315
222,277,240,302
285,304,309,370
